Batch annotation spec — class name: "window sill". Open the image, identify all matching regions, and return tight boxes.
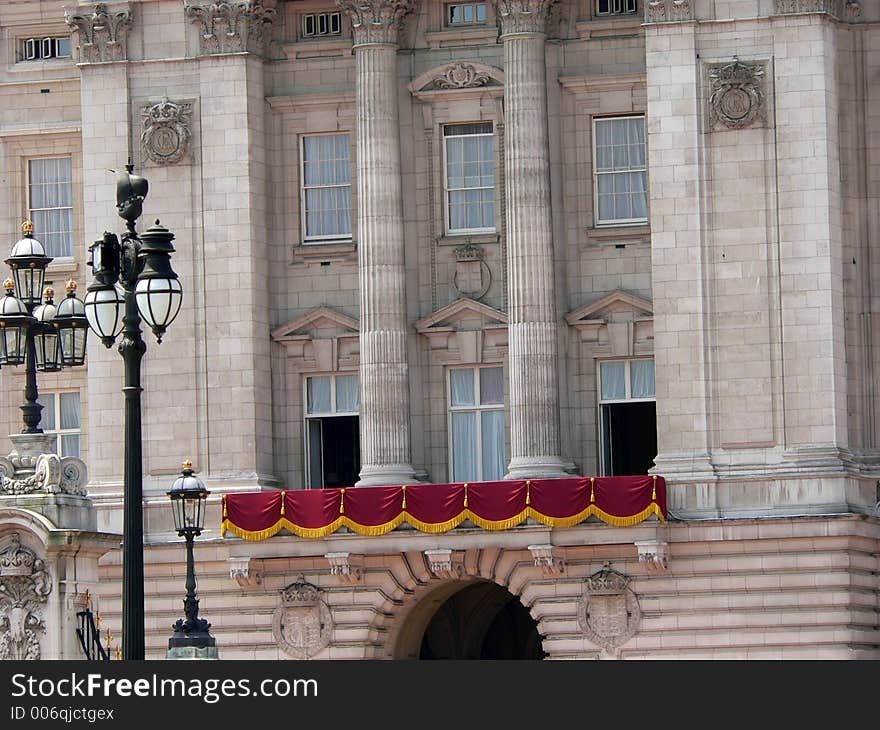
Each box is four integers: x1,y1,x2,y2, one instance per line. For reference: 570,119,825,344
291,240,357,265
46,257,79,279
425,26,499,49
585,224,650,248
437,232,499,247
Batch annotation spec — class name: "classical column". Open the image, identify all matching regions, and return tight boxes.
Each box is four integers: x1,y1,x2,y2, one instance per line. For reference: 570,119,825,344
496,0,567,478
337,0,418,486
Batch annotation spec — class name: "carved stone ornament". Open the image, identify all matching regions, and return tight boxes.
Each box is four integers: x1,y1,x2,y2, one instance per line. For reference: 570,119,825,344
708,60,767,131
228,556,262,588
432,63,492,90
1,452,88,497
775,0,860,17
324,552,363,584
424,549,464,580
185,0,278,55
494,0,559,36
577,564,641,654
634,540,669,573
141,99,193,166
453,244,492,301
272,579,332,658
65,3,132,63
335,0,414,46
0,533,52,661
645,0,693,22
527,544,565,576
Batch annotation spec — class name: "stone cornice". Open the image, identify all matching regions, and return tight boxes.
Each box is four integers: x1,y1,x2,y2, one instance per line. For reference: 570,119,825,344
493,0,558,36
774,0,861,20
335,0,415,47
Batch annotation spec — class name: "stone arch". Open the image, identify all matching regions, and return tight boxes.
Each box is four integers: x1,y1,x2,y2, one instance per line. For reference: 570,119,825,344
0,507,56,552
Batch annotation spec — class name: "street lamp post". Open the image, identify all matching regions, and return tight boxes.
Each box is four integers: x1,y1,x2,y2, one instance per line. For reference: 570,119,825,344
84,164,183,660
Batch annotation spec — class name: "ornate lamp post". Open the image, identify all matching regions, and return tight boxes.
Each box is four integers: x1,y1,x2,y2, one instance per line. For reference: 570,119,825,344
0,223,88,433
166,460,216,657
84,164,183,660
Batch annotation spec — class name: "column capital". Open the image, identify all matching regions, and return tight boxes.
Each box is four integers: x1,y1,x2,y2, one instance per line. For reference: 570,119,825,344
493,0,558,37
335,0,415,46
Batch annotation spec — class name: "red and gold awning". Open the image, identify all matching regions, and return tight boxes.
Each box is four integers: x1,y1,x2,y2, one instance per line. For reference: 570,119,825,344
221,475,666,541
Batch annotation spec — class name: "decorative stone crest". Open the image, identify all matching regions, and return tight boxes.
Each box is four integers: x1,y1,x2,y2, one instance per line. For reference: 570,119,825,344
494,0,559,36
272,579,332,658
708,60,767,131
452,244,492,301
65,3,132,63
577,564,640,654
335,0,414,46
432,63,491,90
424,549,464,580
0,533,52,660
645,0,693,22
141,99,193,166
185,0,278,55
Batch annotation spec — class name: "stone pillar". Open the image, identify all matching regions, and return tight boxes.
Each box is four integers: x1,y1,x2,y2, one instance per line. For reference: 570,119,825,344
337,0,419,486
495,0,566,479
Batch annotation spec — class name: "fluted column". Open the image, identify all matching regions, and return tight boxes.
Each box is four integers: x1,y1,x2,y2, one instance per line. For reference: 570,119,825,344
337,0,418,486
496,0,566,478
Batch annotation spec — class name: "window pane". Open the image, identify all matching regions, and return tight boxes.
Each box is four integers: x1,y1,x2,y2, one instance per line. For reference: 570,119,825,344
479,367,504,405
600,362,626,400
37,394,56,431
450,369,475,406
61,434,80,459
60,391,80,429
336,375,359,412
480,410,506,480
631,360,656,399
451,412,477,482
307,419,323,488
307,376,332,414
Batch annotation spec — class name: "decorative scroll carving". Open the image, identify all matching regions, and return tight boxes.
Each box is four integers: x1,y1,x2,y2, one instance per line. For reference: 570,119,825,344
324,552,363,584
634,540,669,573
272,579,332,658
645,0,692,22
141,99,193,165
65,3,132,62
577,564,640,654
527,544,565,575
494,0,559,36
335,0,414,46
432,63,491,90
185,0,278,55
0,458,14,480
0,534,51,661
1,452,88,496
708,60,767,130
228,556,262,587
424,549,464,579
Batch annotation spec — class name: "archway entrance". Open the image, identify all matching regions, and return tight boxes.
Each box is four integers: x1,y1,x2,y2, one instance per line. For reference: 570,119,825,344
396,580,545,660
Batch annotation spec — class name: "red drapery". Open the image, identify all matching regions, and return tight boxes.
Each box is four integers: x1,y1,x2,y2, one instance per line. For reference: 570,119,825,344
221,475,666,541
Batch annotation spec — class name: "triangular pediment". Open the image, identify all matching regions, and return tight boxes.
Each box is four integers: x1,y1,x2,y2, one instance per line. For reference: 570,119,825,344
409,62,505,95
415,298,508,334
565,290,653,326
272,306,359,341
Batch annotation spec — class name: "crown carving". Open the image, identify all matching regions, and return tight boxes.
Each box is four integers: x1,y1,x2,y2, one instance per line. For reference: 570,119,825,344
0,533,37,577
280,580,320,606
584,564,630,594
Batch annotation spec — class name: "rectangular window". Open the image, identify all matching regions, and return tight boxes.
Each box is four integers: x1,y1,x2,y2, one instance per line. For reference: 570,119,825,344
443,123,495,234
301,133,352,243
595,0,637,15
305,374,360,488
593,115,648,226
448,366,505,482
598,359,656,477
28,157,74,258
18,36,71,62
447,3,487,25
301,11,342,38
36,391,81,458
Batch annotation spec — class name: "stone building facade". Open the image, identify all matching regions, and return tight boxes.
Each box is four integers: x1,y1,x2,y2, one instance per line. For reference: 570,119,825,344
0,0,878,659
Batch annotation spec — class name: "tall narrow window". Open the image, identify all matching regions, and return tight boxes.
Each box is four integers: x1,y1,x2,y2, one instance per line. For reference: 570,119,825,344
301,133,352,242
598,359,656,476
36,390,81,458
448,366,506,482
593,116,648,226
443,123,495,234
28,157,74,258
305,374,360,488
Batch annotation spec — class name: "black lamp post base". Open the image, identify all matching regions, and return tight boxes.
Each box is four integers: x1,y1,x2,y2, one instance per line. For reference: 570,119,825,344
165,643,219,660
168,631,216,650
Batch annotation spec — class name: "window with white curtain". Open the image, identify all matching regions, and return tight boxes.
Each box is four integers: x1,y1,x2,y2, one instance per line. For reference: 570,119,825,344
305,373,360,488
28,157,73,258
598,358,656,476
593,116,648,226
443,123,495,234
301,133,352,242
448,366,506,482
36,390,80,458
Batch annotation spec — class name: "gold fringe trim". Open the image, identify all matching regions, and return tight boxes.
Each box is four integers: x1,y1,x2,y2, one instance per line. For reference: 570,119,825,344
341,514,406,536
590,502,666,527
528,506,594,529
463,483,468,507
404,512,468,534
465,509,529,531
340,487,345,515
282,517,345,539
221,518,286,542
590,476,595,503
526,480,531,505
401,485,406,510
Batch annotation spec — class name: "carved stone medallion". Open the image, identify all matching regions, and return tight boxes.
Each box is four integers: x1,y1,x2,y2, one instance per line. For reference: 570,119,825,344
433,63,491,90
577,564,640,653
272,580,332,658
708,60,766,131
141,99,193,165
0,533,52,661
